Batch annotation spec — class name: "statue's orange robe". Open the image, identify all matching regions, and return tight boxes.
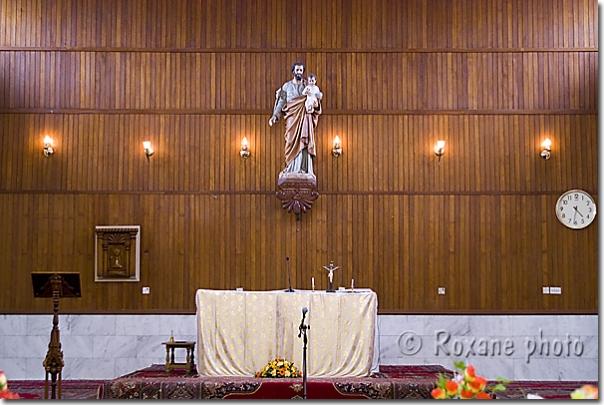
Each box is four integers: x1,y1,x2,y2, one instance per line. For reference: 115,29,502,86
282,96,322,168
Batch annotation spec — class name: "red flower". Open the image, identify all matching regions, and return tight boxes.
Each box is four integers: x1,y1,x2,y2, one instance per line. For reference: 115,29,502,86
475,391,492,400
0,390,20,399
431,387,446,399
445,380,459,396
464,365,476,382
469,376,487,392
460,389,475,399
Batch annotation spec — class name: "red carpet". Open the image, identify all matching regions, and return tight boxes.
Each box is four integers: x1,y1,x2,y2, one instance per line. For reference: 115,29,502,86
7,380,102,399
8,365,598,400
100,364,442,399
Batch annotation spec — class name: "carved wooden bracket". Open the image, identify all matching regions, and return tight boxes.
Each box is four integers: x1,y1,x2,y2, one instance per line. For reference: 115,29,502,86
276,174,320,219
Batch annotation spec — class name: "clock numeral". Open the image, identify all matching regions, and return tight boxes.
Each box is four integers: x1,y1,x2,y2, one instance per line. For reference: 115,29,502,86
563,200,568,205
561,213,566,218
586,201,590,206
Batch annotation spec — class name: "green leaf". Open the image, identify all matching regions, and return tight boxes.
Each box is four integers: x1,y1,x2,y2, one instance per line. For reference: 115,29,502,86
490,384,507,392
453,360,466,371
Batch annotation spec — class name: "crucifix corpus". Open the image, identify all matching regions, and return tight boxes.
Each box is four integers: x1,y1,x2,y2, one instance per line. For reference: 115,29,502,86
323,261,339,293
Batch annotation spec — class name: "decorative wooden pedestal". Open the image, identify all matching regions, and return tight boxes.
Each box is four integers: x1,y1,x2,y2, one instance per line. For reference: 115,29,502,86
276,174,320,220
32,273,81,400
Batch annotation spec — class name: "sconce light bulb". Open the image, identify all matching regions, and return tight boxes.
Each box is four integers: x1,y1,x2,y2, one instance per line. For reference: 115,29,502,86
43,135,54,157
540,138,551,160
332,136,342,157
143,141,154,157
240,137,250,158
434,140,445,156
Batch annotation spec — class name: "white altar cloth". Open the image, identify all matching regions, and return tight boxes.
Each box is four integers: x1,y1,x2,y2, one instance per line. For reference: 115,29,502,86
195,288,378,377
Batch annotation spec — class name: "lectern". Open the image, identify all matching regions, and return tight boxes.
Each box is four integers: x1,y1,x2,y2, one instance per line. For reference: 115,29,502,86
32,273,81,399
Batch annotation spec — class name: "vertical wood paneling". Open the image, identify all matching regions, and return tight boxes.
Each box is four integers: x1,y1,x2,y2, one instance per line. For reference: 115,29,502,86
0,0,597,313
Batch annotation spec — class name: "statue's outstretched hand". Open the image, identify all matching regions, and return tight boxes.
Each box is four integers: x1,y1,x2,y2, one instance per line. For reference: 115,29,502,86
269,116,277,126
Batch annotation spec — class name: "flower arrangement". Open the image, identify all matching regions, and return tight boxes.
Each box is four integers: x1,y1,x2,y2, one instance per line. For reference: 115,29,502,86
431,361,509,400
0,371,20,399
255,358,302,378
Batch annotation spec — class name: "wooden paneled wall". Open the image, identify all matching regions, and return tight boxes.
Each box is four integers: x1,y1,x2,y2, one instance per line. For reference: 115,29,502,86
0,0,597,313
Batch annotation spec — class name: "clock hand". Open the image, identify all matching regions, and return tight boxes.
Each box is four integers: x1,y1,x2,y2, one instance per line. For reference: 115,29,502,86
572,207,577,222
573,206,584,218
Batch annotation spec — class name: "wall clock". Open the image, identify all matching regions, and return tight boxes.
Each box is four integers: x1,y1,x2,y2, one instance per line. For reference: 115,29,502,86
555,189,597,229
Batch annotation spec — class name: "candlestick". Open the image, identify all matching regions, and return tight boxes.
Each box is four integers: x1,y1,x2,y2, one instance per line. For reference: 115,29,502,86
351,278,354,290
312,277,315,291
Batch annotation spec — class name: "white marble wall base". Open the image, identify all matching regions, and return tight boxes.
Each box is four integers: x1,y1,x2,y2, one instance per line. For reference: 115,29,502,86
0,314,597,381
376,315,597,381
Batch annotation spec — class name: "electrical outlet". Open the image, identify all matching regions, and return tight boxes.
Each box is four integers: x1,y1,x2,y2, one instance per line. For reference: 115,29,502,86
550,287,562,294
142,287,150,294
438,287,446,295
542,287,550,294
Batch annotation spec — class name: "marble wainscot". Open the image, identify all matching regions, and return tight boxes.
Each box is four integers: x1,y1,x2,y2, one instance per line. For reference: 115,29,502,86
0,314,597,381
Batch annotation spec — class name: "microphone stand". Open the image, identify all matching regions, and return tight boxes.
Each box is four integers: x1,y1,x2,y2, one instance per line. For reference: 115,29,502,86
298,310,310,399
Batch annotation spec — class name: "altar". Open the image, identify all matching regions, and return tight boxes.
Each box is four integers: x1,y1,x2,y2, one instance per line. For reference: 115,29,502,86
195,288,378,377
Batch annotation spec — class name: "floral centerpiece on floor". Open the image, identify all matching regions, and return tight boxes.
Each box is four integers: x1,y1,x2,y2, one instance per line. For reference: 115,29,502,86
255,358,302,378
431,361,509,400
0,371,20,399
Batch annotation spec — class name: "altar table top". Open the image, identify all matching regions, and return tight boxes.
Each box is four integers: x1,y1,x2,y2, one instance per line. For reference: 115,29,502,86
195,288,378,377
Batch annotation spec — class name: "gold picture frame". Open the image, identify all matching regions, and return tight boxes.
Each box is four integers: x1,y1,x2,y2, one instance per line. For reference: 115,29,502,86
94,225,141,282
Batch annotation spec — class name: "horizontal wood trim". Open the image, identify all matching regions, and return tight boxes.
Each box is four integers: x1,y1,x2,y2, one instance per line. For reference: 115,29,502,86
0,109,598,115
0,309,597,315
0,47,598,53
0,190,597,197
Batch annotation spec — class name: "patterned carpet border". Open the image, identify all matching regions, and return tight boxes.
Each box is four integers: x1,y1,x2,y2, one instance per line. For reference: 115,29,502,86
101,364,442,399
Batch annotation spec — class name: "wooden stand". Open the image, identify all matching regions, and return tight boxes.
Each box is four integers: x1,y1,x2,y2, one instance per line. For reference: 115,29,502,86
276,174,320,220
162,341,196,376
32,273,81,399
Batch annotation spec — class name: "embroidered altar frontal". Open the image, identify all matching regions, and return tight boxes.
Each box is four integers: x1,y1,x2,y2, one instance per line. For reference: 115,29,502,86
195,289,378,377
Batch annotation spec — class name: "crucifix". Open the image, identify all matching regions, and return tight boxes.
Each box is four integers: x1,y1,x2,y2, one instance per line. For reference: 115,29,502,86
323,261,339,293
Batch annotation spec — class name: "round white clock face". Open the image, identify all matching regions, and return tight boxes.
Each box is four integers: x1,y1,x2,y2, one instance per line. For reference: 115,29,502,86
555,190,597,229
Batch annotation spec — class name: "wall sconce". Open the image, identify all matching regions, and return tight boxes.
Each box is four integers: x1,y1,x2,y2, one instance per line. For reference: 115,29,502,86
43,135,54,157
434,140,445,162
142,141,154,157
240,137,250,159
332,136,342,157
540,138,551,160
